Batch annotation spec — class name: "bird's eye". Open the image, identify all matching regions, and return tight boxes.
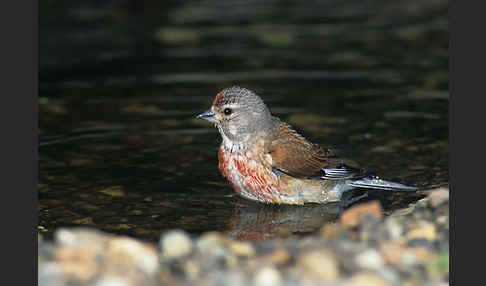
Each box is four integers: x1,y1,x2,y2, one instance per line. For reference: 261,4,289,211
223,108,232,115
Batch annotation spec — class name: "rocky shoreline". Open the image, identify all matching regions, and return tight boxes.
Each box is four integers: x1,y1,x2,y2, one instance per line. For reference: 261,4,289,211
38,188,449,286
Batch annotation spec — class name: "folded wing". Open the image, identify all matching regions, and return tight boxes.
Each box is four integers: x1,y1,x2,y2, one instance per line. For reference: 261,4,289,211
268,117,365,179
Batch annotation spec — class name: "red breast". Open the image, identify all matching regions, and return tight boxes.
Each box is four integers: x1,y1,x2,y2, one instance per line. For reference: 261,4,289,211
218,146,281,203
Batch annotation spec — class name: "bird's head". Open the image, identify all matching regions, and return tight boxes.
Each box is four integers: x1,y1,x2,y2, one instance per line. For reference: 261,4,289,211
197,86,275,149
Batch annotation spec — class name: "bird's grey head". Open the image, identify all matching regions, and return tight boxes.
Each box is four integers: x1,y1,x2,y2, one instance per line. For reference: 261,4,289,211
197,86,275,149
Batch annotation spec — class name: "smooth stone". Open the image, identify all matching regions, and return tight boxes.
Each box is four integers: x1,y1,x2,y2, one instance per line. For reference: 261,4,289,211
261,248,291,265
297,250,340,281
160,230,193,259
406,221,437,241
182,259,201,280
107,237,159,275
380,241,406,265
92,276,129,286
229,240,255,257
340,201,383,228
355,249,385,270
54,247,98,281
348,272,388,286
427,188,449,208
253,266,282,286
384,217,403,241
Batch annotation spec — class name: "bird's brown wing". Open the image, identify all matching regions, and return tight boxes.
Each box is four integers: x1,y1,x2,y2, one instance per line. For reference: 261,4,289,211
268,117,338,177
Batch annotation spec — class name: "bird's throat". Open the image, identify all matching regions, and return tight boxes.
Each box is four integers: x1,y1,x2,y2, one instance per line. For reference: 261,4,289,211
218,125,245,153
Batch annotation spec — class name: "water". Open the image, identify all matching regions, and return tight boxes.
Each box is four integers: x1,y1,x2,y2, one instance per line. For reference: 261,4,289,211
39,0,448,242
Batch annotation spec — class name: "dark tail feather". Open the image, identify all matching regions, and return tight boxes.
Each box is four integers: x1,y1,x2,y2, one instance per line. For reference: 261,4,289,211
348,175,418,191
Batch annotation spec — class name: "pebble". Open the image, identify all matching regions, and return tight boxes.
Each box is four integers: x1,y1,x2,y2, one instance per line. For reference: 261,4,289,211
38,187,449,286
107,237,159,275
92,276,129,286
261,248,291,265
405,247,435,264
297,250,340,281
384,217,403,241
427,188,449,208
348,272,388,286
319,223,341,240
208,270,248,286
196,231,227,251
54,247,98,281
253,266,282,286
229,240,255,257
340,200,383,228
196,231,238,267
380,241,406,264
355,249,385,270
406,221,437,241
54,228,109,253
182,259,202,280
160,229,193,259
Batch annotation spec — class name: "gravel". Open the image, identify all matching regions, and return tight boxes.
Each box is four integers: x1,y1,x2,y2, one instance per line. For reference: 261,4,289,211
38,187,449,286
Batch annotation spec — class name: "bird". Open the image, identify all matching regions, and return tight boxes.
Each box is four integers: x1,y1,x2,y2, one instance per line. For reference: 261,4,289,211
196,86,417,205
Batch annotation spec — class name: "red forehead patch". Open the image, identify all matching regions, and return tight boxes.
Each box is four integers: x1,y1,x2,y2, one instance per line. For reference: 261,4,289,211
213,92,224,106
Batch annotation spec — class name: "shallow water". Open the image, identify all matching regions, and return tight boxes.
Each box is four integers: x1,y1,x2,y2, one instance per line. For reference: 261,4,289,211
39,0,448,242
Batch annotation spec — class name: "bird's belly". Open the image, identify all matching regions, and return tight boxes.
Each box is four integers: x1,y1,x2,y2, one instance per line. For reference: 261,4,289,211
218,147,280,203
218,147,344,204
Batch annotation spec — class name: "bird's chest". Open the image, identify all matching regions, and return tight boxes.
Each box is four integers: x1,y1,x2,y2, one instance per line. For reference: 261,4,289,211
218,146,279,202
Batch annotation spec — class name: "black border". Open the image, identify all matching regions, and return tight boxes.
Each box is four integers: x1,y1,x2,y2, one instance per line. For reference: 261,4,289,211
0,2,38,285
450,0,484,285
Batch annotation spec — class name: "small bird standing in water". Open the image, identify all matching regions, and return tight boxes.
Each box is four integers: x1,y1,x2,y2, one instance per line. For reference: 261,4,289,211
197,86,416,205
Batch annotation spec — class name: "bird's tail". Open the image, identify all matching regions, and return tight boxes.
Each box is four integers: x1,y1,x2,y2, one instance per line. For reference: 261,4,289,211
347,175,418,191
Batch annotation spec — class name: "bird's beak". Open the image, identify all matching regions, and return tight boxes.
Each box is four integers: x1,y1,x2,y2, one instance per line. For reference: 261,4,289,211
196,109,218,123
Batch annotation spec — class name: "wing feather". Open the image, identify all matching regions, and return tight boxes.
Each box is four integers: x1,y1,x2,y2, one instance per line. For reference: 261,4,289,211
268,117,366,179
268,118,332,177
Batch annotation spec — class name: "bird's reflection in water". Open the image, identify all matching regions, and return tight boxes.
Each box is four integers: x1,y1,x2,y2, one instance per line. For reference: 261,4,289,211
223,195,353,241
222,189,425,241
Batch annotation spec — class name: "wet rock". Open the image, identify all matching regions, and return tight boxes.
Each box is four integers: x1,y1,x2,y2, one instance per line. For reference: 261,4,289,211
92,276,130,286
380,241,406,265
318,223,341,240
253,266,282,286
376,267,400,285
340,201,383,228
260,247,291,266
206,270,249,286
427,188,449,208
196,231,227,250
228,240,255,257
54,228,110,256
383,217,403,241
39,228,159,286
160,230,193,259
297,250,340,281
355,249,384,270
196,232,237,268
348,272,388,286
405,247,435,264
53,246,98,281
106,237,159,276
406,220,437,241
182,259,202,280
